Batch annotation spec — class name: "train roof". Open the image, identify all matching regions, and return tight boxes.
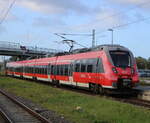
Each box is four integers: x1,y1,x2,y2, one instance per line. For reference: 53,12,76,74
19,44,129,58
7,44,130,65
70,44,129,54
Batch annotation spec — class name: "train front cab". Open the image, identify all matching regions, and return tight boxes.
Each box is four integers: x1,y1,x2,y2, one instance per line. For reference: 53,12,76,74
101,46,139,94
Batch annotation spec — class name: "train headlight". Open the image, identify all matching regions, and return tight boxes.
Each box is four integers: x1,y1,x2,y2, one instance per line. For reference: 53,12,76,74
112,67,118,74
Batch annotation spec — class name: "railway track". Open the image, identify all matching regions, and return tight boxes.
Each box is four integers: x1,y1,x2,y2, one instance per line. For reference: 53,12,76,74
73,87,150,109
65,86,150,109
38,79,150,109
0,108,12,123
4,76,150,112
0,89,51,123
47,82,150,109
113,97,150,109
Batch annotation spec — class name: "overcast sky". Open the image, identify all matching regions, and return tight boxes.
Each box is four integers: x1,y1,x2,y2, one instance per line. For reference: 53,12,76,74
0,0,150,61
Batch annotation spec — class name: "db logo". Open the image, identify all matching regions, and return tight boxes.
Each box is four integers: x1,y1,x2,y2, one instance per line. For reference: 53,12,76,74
81,74,86,78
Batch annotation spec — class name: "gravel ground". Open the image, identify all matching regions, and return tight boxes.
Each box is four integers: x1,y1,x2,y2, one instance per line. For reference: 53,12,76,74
6,91,72,123
135,85,150,91
0,114,6,123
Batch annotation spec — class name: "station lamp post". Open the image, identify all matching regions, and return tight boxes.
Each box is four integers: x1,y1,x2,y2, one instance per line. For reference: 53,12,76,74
108,29,114,45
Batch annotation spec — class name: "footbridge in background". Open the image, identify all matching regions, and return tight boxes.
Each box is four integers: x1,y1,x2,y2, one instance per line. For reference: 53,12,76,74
0,41,62,58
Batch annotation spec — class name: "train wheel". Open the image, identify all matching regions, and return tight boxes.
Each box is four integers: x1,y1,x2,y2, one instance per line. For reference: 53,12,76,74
33,77,37,81
89,83,94,93
94,84,100,94
56,80,60,87
98,85,104,95
53,80,60,87
90,83,99,94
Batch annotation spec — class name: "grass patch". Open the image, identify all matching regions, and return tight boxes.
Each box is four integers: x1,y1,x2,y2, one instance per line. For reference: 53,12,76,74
139,77,150,86
140,77,150,81
0,76,150,123
140,81,150,86
0,71,5,76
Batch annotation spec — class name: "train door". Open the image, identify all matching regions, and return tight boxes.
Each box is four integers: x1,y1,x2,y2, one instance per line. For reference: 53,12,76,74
20,65,23,78
96,58,104,85
95,58,100,83
47,64,52,82
50,64,56,81
69,63,76,86
33,65,36,79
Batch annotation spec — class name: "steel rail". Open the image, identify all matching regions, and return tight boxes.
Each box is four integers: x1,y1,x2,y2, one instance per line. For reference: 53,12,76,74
4,76,150,110
117,98,150,109
0,108,13,123
0,89,51,123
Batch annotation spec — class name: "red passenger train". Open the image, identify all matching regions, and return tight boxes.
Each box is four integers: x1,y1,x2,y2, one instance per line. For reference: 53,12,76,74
6,45,139,94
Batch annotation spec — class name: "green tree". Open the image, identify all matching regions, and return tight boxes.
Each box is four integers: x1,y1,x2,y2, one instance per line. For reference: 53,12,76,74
147,57,150,69
135,57,148,69
9,56,18,61
0,64,2,71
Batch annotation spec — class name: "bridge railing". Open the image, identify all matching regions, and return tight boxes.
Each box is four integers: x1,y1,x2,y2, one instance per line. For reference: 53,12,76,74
0,41,20,50
0,41,63,54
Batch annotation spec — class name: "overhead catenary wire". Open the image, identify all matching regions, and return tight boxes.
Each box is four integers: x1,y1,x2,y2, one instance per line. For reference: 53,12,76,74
54,33,87,50
0,0,10,19
96,14,150,45
112,15,150,29
74,41,87,48
96,0,150,35
54,1,150,44
97,14,150,36
0,0,16,25
53,1,150,48
55,1,150,41
57,1,150,38
54,33,68,40
56,33,92,36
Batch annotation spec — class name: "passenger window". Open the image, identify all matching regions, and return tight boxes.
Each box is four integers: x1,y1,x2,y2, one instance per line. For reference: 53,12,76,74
69,64,73,76
80,59,86,72
51,65,53,74
87,65,93,73
64,65,69,76
97,58,104,73
81,64,86,72
56,65,59,75
60,65,64,75
75,63,80,72
48,64,51,74
73,60,81,72
45,66,47,74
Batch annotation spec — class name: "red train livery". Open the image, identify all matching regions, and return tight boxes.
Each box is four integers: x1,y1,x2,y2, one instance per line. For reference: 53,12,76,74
6,45,139,94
